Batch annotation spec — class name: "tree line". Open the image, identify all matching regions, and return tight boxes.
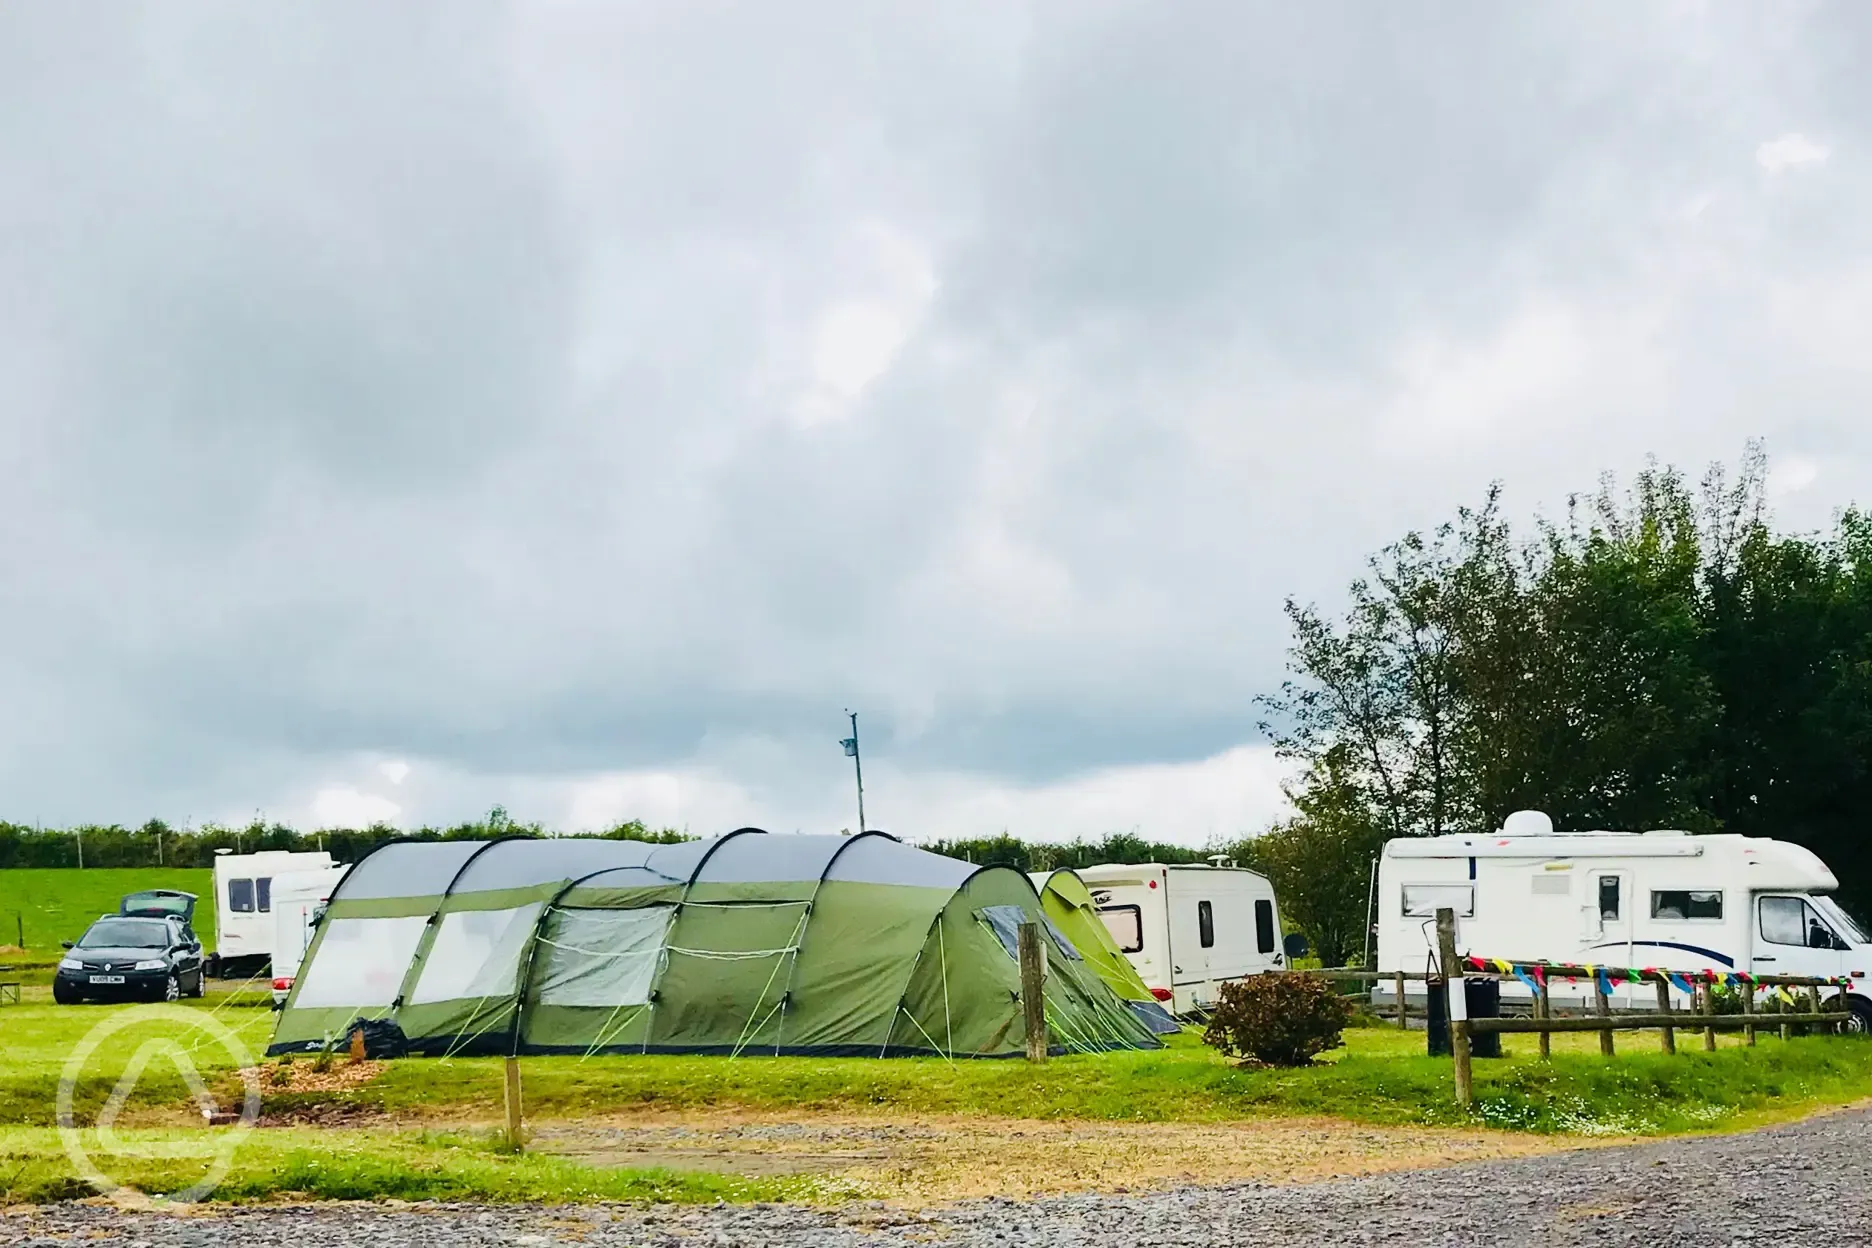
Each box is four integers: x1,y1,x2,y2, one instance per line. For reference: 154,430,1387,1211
0,808,692,869
1248,445,1872,964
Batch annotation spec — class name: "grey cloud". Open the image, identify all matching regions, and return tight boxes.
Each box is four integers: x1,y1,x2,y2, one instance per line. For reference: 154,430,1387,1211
3,2,1872,827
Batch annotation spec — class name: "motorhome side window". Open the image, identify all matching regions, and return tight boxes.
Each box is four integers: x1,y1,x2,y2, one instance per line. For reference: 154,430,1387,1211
228,878,254,913
1098,905,1144,954
1254,899,1276,954
1198,900,1215,949
1401,884,1474,918
1650,889,1722,920
1760,896,1845,949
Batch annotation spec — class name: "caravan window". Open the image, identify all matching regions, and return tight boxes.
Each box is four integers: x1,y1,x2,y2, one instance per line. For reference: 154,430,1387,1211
228,879,254,913
1099,905,1144,954
1198,901,1215,949
256,878,272,914
1254,900,1276,954
1402,884,1474,918
1651,890,1722,920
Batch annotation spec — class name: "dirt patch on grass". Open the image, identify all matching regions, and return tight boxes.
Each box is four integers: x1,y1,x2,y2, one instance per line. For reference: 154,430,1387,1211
528,1109,1602,1204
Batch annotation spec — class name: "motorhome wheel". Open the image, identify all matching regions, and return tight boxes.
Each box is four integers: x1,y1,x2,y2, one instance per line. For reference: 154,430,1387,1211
1847,997,1872,1036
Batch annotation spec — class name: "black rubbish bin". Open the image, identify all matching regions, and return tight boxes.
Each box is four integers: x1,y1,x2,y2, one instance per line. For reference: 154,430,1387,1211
1426,976,1503,1059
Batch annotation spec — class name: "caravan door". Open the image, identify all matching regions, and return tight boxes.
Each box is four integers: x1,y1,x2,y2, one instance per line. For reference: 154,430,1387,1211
1585,870,1636,1004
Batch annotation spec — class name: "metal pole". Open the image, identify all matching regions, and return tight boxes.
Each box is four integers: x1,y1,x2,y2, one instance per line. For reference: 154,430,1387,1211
1362,855,1378,970
846,710,867,834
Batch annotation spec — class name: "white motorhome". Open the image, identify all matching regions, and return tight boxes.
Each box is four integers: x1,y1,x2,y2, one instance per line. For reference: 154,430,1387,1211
211,849,336,974
1374,810,1872,1029
1071,862,1289,1015
269,864,351,1007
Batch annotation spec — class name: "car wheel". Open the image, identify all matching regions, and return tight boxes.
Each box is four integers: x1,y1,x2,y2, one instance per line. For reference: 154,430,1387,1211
52,983,79,1006
163,974,181,1003
189,970,206,999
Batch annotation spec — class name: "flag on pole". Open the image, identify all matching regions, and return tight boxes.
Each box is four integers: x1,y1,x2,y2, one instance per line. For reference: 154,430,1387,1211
841,737,858,757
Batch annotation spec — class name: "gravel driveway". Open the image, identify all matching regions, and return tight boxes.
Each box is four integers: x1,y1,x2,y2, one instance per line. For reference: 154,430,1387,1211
12,1106,1872,1246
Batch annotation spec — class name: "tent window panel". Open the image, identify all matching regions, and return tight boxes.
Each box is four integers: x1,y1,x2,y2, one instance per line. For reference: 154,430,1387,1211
291,915,431,1008
978,905,1082,961
408,903,546,1004
535,906,674,1008
1099,905,1143,953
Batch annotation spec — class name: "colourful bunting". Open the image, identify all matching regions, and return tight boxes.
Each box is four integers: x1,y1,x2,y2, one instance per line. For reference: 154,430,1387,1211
1667,972,1695,995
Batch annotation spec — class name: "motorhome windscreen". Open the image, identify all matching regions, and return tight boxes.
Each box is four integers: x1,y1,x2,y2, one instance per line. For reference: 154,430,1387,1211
1402,884,1474,917
1099,905,1143,953
1651,890,1722,920
1813,895,1870,944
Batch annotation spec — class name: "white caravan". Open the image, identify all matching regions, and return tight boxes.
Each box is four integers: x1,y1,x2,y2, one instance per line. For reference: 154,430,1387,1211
1071,863,1289,1015
269,864,351,1007
1374,810,1872,1029
211,849,336,973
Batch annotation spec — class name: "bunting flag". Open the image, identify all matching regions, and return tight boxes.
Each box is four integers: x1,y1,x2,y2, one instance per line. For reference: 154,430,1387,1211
1776,985,1798,1006
1627,968,1646,985
1492,958,1514,977
1509,964,1542,994
1595,967,1616,997
1530,963,1546,988
1466,956,1486,972
1668,972,1696,996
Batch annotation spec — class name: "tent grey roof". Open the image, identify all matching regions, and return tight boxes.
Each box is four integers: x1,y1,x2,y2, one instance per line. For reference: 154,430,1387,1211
335,840,489,900
449,837,658,894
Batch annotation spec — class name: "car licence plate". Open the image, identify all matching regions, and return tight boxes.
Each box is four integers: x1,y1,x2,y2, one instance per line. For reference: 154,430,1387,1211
88,975,126,984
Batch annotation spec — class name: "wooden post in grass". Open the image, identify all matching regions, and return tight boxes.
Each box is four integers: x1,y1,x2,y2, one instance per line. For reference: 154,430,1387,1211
1394,971,1407,1030
349,1027,366,1064
1780,992,1792,1043
503,1056,523,1152
1434,908,1471,1109
1808,986,1823,1036
1702,982,1717,1052
1655,978,1676,1055
1018,922,1048,1064
1595,983,1614,1056
1536,976,1552,1060
1742,985,1756,1047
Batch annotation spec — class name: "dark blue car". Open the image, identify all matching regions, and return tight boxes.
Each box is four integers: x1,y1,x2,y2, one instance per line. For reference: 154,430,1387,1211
54,915,206,1004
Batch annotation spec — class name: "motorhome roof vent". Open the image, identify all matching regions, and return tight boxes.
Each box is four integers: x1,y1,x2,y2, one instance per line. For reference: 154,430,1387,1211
1500,810,1554,837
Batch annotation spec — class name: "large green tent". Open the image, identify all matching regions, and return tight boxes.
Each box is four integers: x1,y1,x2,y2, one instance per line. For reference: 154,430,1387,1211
1030,868,1181,1035
268,830,1161,1059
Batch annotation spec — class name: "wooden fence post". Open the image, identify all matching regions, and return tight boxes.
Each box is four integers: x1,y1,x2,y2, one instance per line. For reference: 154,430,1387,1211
1434,908,1471,1109
1742,983,1756,1046
1018,922,1048,1064
1654,978,1675,1055
1394,971,1407,1030
504,1055,523,1152
1536,975,1551,1060
1595,982,1614,1056
1702,981,1717,1051
1808,986,1824,1036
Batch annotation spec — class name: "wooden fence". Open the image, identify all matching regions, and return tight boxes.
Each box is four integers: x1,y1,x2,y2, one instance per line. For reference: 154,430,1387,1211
1264,911,1855,1106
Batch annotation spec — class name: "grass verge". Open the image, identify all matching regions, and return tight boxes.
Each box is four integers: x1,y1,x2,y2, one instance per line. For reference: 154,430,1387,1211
0,1124,819,1206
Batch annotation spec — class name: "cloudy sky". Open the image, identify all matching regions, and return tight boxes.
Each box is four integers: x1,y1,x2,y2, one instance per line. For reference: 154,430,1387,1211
3,2,1867,846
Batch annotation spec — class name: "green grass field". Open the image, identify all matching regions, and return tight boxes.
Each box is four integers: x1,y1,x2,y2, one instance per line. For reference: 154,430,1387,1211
0,867,215,951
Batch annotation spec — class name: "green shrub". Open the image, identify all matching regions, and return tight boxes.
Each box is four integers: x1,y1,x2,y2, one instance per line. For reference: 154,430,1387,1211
1201,972,1355,1066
